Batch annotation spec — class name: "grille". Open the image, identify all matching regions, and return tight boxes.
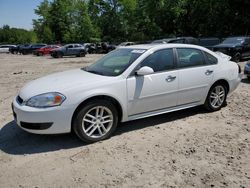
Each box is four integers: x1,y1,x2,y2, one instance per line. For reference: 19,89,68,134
20,122,53,130
16,96,24,105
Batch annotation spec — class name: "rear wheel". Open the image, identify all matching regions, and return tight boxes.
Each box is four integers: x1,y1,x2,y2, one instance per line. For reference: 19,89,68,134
204,84,227,111
79,51,86,57
73,100,118,143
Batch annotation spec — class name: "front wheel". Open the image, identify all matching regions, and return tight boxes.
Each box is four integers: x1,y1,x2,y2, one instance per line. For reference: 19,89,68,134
73,100,118,143
204,84,227,111
56,52,63,58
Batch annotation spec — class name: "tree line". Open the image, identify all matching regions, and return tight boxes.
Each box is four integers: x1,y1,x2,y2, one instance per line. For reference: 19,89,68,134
0,25,37,44
1,0,250,44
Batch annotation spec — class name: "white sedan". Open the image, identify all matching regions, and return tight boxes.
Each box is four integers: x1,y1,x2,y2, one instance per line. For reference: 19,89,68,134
12,44,241,142
0,45,16,53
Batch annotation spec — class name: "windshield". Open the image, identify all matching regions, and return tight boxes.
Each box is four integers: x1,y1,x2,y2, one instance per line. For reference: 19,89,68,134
84,48,146,76
222,37,245,44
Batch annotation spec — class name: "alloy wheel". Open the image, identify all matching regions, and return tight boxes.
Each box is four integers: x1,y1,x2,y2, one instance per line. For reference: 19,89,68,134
82,106,113,138
209,85,225,109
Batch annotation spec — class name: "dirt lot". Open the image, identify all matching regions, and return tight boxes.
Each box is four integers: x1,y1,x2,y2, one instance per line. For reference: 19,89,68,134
0,53,249,188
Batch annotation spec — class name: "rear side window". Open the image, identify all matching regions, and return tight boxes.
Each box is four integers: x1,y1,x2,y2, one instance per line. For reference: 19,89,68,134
205,52,218,65
176,48,205,68
140,49,175,72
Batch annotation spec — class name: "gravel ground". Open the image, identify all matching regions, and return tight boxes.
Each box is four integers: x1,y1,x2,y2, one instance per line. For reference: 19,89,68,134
0,53,249,188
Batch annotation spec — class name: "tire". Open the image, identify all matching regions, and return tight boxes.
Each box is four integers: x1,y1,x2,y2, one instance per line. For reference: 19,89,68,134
51,53,57,58
204,84,227,111
73,100,118,143
57,52,63,58
247,76,250,80
79,51,86,57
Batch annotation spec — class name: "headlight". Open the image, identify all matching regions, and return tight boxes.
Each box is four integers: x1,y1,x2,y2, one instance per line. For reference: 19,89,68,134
26,92,66,108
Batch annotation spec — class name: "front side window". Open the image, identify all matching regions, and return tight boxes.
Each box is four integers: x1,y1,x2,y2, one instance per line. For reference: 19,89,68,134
140,49,175,72
85,48,146,76
176,48,205,68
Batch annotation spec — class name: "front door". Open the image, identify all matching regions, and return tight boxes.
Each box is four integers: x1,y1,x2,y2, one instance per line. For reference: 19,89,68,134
127,49,179,116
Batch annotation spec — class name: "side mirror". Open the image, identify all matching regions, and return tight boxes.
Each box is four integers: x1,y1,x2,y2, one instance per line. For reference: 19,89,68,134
136,66,154,76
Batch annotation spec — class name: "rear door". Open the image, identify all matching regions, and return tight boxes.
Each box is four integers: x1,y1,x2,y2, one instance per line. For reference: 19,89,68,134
176,48,216,105
127,48,179,116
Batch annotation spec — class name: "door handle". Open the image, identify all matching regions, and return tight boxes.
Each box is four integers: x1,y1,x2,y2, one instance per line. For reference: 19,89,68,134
166,75,176,82
205,70,213,75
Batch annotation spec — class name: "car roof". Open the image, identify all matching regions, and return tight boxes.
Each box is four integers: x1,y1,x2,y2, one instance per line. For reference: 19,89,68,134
119,43,206,50
66,43,82,45
0,44,16,47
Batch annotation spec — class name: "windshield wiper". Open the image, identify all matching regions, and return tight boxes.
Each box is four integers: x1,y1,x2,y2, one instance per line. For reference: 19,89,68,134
82,68,104,75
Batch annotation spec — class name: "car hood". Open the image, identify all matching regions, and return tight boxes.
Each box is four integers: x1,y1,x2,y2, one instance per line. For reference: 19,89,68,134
213,43,242,48
19,69,112,100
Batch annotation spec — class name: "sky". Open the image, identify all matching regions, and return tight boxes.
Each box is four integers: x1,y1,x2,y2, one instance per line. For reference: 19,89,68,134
0,0,43,30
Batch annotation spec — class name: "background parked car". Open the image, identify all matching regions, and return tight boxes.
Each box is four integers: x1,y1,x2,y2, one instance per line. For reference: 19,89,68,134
51,44,86,58
87,43,98,54
244,60,250,79
213,36,250,62
101,42,116,53
118,42,135,46
151,37,198,45
0,45,16,53
9,45,21,54
81,43,98,54
33,45,61,56
19,44,47,55
198,37,221,50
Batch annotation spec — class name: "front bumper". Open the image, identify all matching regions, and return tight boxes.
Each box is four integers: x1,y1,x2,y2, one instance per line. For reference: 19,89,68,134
12,98,74,134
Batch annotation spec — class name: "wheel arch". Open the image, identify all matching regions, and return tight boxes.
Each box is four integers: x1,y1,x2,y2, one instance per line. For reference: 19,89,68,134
210,79,230,94
71,95,123,131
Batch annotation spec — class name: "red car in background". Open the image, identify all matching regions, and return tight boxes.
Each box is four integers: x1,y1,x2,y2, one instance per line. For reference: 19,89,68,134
33,45,61,56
